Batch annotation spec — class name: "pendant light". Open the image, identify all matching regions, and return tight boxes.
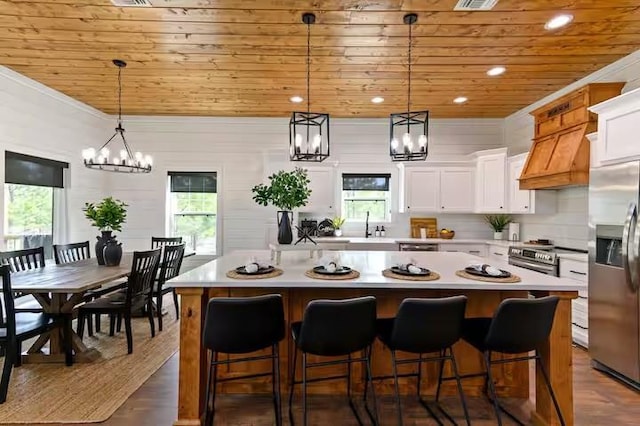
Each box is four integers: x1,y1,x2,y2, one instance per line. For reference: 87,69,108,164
390,13,429,162
82,59,152,173
289,12,330,162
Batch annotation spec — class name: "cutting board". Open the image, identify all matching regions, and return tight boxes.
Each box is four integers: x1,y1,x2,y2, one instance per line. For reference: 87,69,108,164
410,218,438,238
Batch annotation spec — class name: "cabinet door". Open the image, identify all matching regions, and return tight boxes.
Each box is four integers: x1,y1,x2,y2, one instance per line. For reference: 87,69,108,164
440,169,474,212
477,154,506,212
508,158,531,213
301,168,334,212
406,169,439,212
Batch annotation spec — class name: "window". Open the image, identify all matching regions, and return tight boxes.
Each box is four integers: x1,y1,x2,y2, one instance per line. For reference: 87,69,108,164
168,172,217,255
3,151,68,259
341,173,391,222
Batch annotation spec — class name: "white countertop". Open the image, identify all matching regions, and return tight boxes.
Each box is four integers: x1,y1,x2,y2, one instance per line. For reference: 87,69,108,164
170,250,585,292
312,236,553,248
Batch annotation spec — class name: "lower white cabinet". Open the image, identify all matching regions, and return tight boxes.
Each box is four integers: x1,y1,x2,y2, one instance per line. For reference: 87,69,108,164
559,257,589,347
487,244,509,262
438,243,487,257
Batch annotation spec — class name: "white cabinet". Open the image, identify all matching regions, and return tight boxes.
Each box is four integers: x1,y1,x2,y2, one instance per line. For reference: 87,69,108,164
439,243,487,257
487,244,509,262
507,154,557,214
300,168,335,213
590,87,640,166
475,152,506,213
440,169,474,212
406,168,474,213
405,169,440,212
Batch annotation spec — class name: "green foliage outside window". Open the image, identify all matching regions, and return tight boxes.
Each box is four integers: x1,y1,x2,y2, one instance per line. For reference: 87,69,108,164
5,184,53,234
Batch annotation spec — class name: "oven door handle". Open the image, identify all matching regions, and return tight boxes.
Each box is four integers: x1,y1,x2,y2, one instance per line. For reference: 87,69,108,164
508,259,556,275
622,202,637,293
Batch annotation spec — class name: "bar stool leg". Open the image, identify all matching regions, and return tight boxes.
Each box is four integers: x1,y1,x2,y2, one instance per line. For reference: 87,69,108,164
390,350,404,426
204,351,215,426
272,344,282,426
536,352,566,426
288,348,298,426
483,351,503,426
363,347,380,426
302,353,308,426
435,349,445,402
449,348,471,426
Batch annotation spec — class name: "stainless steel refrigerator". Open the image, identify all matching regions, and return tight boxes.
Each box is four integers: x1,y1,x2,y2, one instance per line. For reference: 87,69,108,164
589,162,640,388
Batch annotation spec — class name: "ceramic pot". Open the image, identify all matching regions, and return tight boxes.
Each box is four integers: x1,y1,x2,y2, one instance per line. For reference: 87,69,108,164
277,210,293,244
334,229,343,237
493,231,504,240
103,239,123,266
95,230,112,265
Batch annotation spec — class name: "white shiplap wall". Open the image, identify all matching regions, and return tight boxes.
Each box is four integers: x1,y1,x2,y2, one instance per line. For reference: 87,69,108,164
0,66,110,247
505,49,640,249
110,117,504,253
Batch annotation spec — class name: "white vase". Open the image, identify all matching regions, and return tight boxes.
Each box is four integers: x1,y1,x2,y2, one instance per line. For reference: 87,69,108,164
494,231,504,240
334,229,343,237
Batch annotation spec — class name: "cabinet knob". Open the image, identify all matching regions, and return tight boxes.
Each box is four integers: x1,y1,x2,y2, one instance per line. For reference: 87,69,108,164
500,206,503,209
524,206,528,209
407,206,410,210
441,206,445,209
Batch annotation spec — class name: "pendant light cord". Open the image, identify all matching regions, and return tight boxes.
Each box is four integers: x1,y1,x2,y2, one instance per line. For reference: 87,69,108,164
306,20,311,115
407,20,412,117
117,65,123,127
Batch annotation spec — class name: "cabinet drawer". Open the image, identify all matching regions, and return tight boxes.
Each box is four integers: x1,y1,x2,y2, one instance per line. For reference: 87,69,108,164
572,324,589,348
438,244,487,257
559,258,588,282
488,244,508,260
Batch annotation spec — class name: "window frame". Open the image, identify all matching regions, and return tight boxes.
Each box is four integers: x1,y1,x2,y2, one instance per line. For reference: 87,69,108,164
340,173,393,223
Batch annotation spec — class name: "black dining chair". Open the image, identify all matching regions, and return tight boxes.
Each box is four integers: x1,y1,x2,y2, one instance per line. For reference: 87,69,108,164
461,296,565,426
151,236,183,249
203,294,285,426
155,243,185,331
52,242,91,265
77,248,161,354
375,296,471,426
0,264,72,402
289,296,379,426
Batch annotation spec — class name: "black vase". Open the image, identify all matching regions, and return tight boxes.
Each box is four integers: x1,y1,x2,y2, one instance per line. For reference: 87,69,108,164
95,230,112,265
103,239,123,266
277,210,293,244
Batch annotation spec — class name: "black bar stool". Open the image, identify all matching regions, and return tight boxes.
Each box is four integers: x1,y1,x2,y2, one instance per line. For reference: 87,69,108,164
460,296,565,426
289,296,379,426
375,296,471,426
202,294,285,426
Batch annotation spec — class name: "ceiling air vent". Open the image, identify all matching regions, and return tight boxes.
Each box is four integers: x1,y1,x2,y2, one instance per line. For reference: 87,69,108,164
454,0,499,10
110,0,153,7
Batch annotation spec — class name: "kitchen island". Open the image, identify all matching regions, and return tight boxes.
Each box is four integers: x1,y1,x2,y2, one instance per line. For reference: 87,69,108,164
170,250,584,426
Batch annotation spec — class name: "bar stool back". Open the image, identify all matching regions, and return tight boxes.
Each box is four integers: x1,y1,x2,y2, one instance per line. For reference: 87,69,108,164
202,294,285,426
376,296,470,426
289,296,378,426
462,296,564,426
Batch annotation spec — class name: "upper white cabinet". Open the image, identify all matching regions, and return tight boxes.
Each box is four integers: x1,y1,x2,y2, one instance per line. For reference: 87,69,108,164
300,167,335,213
507,153,557,214
440,169,474,212
405,169,440,212
590,87,640,166
475,151,506,213
405,167,474,213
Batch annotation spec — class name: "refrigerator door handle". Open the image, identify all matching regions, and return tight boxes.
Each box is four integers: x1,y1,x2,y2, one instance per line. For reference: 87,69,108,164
622,202,637,292
633,205,640,292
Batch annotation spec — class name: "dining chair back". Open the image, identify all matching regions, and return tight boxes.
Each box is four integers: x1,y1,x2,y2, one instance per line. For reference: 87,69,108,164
0,265,17,342
151,237,183,249
0,247,45,272
126,248,162,307
155,243,186,330
53,242,90,265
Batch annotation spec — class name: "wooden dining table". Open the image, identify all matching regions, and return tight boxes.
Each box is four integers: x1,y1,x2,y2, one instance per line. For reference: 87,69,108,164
10,256,132,364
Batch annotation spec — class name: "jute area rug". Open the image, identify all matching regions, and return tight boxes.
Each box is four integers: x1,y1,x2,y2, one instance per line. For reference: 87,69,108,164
0,302,179,424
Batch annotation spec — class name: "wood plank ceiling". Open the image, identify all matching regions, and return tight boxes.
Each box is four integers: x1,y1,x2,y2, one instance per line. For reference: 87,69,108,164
1,0,640,118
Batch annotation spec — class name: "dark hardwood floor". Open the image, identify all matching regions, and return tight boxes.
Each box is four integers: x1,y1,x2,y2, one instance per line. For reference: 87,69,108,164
26,346,640,426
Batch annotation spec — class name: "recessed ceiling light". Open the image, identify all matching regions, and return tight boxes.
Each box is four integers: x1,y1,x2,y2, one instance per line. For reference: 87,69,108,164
453,96,468,104
290,95,304,103
545,14,574,30
371,96,385,104
487,66,506,76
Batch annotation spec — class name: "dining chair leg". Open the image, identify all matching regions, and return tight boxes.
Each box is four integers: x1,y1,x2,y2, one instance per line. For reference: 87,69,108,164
94,314,101,333
147,300,156,338
116,314,122,333
0,343,13,404
14,343,21,367
390,350,404,426
156,291,164,332
77,312,85,339
124,314,133,354
109,314,116,336
172,289,180,320
64,314,73,367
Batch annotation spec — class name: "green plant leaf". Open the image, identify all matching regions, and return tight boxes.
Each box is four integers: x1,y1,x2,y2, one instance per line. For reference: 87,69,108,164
83,196,128,232
251,167,311,211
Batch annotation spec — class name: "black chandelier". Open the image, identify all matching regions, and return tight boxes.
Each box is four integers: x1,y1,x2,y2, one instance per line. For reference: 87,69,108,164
82,59,152,173
289,12,330,162
390,13,429,162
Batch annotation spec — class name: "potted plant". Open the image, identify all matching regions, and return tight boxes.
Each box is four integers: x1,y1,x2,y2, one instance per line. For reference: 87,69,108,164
332,217,346,237
485,214,512,240
252,168,311,244
84,197,128,266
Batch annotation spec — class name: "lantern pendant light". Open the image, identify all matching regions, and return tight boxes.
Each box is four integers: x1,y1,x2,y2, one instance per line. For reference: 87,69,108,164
82,59,152,173
390,13,429,162
289,12,330,162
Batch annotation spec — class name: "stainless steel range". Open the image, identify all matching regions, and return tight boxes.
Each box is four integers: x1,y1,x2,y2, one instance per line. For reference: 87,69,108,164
508,247,559,276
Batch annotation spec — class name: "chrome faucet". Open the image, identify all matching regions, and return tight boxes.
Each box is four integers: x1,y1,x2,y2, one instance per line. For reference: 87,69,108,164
365,211,372,238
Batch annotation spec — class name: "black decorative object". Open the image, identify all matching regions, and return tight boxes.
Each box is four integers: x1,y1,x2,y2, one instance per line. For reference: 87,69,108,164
103,239,123,266
390,13,429,162
294,225,317,245
95,231,112,266
277,211,293,244
290,13,330,162
317,218,335,236
82,59,152,173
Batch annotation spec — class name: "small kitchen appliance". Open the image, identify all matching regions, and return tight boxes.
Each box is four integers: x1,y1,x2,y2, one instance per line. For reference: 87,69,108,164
508,222,520,242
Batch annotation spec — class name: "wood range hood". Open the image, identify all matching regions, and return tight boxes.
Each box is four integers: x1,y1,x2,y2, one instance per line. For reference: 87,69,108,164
519,83,625,190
